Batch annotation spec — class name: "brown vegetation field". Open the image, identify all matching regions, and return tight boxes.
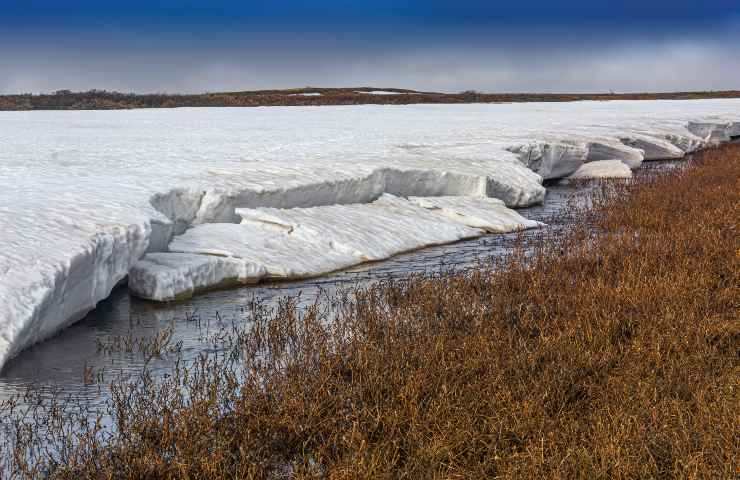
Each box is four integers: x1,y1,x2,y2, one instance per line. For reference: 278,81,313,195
2,87,740,110
2,144,739,479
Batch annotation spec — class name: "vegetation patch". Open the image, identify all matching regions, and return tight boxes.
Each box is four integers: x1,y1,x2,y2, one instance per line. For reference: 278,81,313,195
2,88,740,110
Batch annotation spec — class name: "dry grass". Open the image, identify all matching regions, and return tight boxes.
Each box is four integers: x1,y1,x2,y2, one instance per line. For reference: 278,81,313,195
2,88,740,110
1,144,738,479
95,324,180,358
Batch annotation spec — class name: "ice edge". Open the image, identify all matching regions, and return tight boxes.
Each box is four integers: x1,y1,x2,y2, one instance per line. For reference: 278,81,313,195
0,119,738,368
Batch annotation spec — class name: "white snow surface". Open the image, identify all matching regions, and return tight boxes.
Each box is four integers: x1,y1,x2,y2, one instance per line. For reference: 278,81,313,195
407,196,543,233
288,93,322,97
1,99,740,367
128,253,265,301
584,141,645,169
171,194,482,280
566,160,633,180
143,193,540,297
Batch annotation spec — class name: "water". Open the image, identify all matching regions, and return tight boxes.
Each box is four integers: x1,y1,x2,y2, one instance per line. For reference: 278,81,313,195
0,160,682,415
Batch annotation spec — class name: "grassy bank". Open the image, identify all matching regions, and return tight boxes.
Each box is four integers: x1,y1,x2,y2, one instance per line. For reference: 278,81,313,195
2,87,740,110
3,145,739,478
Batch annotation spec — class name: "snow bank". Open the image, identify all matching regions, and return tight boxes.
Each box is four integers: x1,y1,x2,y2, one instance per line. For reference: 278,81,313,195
2,99,740,367
168,195,478,281
620,134,687,160
687,121,740,144
169,222,361,280
0,221,151,366
128,253,265,301
507,142,588,179
565,160,633,180
140,194,540,297
408,196,543,233
182,160,545,227
585,141,644,169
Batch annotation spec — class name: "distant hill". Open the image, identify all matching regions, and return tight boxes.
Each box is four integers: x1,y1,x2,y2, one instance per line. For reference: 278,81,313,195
2,87,740,111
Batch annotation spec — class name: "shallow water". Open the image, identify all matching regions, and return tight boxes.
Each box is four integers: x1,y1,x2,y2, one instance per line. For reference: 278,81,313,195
0,160,682,414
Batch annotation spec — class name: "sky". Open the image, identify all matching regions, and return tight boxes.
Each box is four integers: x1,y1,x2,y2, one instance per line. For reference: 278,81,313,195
1,1,739,94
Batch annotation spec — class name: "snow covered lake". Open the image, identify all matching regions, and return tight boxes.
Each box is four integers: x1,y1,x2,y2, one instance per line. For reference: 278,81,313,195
1,99,739,371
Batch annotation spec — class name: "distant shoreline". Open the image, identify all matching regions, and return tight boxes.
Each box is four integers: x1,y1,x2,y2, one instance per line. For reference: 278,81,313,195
2,87,740,111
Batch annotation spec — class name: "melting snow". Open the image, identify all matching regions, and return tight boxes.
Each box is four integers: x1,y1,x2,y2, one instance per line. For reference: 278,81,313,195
407,196,543,233
168,195,480,281
1,100,739,366
566,160,633,180
128,253,265,302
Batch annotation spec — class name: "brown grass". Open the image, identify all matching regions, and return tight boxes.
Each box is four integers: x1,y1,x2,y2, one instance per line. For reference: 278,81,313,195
1,145,739,479
2,87,740,110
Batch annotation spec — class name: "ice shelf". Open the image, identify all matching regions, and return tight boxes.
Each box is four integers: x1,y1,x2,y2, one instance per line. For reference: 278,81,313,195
2,100,740,367
407,196,544,233
135,194,540,298
585,141,645,169
128,253,266,302
165,195,481,281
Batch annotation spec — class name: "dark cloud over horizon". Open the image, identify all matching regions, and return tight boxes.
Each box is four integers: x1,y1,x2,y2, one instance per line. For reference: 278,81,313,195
2,1,739,94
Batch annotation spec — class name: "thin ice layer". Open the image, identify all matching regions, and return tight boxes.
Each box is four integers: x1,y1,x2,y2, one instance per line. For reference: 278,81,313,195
128,253,266,301
407,196,544,233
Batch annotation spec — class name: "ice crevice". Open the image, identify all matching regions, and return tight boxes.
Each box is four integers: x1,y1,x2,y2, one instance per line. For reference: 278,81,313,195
2,101,740,368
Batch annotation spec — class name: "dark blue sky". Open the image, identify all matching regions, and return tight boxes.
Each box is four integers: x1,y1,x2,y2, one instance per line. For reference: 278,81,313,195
2,1,739,93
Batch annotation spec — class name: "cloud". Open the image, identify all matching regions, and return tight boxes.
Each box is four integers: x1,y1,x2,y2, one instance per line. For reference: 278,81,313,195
1,21,739,94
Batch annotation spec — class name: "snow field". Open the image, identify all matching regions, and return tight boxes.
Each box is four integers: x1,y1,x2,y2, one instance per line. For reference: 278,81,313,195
1,101,739,367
